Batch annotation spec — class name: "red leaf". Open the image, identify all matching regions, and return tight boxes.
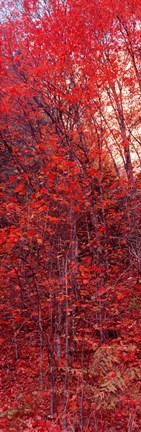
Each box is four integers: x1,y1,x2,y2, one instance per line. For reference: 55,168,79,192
15,183,26,194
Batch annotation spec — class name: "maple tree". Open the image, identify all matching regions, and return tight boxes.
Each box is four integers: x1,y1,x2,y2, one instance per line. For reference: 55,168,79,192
0,0,141,431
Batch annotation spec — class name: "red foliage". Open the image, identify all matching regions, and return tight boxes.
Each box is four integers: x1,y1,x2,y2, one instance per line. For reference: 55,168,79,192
0,0,141,430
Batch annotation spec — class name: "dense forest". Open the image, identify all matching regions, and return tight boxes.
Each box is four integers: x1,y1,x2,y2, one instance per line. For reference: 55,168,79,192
0,0,141,431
